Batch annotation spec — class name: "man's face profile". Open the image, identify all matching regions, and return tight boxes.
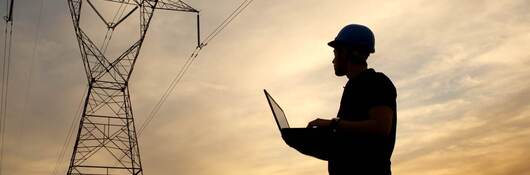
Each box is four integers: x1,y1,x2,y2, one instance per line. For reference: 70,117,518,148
333,48,349,76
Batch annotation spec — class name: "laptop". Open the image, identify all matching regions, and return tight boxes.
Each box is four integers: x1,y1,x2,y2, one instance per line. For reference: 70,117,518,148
263,89,330,159
264,89,291,130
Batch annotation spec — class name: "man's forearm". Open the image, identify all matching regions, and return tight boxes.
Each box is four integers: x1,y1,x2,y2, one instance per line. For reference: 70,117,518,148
335,106,393,137
335,119,388,137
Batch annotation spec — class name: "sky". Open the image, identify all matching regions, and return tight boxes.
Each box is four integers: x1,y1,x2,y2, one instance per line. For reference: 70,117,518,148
1,0,530,175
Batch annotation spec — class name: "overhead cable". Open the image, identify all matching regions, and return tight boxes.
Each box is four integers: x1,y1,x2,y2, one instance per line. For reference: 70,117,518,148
51,86,87,175
0,0,14,174
138,0,255,135
201,0,254,47
21,0,44,132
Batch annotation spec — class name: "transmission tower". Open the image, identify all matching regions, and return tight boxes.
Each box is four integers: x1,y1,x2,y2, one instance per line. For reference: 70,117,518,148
66,0,197,174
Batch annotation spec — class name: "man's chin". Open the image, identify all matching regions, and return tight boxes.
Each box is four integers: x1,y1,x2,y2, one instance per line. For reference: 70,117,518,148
334,71,346,76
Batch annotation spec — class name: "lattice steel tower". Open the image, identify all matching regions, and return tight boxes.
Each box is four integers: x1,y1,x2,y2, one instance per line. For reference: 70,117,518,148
66,0,197,174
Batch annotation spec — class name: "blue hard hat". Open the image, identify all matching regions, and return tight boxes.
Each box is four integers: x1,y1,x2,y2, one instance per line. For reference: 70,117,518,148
328,24,375,53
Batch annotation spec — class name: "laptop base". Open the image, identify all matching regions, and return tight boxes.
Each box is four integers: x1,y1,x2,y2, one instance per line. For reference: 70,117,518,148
281,128,331,160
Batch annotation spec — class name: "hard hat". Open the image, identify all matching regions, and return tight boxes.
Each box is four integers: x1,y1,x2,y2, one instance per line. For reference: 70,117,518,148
328,24,375,53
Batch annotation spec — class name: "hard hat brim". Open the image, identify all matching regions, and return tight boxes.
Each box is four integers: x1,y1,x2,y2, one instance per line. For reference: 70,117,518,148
327,40,338,48
327,40,375,53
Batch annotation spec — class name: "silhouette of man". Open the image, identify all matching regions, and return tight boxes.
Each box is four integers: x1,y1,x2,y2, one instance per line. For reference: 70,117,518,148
307,24,397,175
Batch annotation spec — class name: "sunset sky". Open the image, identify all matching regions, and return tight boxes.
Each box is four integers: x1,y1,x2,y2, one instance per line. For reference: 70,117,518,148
1,0,530,175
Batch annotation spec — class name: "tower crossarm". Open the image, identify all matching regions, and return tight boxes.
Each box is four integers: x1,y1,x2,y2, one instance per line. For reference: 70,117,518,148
104,0,199,12
153,0,198,12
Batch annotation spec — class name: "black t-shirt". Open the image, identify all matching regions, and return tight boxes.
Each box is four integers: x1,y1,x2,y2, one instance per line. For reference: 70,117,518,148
329,68,397,175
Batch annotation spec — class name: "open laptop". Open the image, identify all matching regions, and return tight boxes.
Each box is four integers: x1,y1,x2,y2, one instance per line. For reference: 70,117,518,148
264,89,291,130
263,89,330,159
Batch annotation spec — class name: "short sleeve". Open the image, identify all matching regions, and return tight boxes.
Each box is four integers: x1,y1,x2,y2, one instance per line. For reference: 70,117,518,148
366,73,397,108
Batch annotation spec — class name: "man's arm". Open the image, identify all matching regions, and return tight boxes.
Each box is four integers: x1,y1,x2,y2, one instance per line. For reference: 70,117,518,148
307,105,393,137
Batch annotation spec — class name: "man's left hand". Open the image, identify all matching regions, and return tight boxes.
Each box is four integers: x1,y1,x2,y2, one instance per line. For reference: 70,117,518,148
307,118,332,128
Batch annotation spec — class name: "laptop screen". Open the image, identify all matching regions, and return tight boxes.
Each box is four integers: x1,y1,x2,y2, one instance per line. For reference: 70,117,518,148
265,90,290,129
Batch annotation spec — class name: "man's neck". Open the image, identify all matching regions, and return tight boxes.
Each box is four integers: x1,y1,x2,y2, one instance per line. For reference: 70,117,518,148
346,65,368,79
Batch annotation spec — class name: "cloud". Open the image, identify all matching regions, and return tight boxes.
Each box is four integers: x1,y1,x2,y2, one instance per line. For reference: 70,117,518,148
1,0,529,175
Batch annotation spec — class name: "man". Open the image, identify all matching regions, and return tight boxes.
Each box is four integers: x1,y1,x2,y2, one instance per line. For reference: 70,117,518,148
307,24,397,175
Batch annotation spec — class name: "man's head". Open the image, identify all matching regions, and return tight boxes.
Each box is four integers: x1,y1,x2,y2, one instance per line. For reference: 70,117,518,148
329,24,375,77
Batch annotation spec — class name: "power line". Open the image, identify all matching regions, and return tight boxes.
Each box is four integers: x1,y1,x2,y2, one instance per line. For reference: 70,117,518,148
138,47,201,135
0,0,14,173
138,0,256,135
201,0,254,46
20,0,44,149
0,23,13,175
3,0,13,22
51,86,87,175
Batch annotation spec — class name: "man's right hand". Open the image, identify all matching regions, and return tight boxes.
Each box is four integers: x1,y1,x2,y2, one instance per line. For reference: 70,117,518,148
307,118,333,128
